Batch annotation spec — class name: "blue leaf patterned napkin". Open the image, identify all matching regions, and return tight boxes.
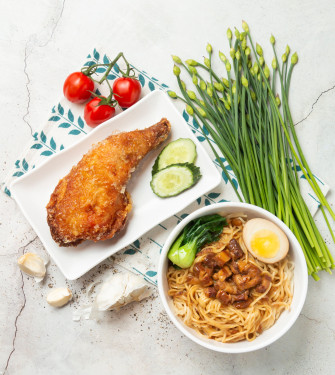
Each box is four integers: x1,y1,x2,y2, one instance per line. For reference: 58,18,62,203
2,49,329,284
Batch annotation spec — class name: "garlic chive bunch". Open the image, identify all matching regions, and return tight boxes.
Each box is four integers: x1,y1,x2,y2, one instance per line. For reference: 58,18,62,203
170,21,334,280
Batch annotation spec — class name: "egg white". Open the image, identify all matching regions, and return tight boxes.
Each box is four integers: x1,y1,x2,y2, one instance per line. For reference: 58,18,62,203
243,218,289,263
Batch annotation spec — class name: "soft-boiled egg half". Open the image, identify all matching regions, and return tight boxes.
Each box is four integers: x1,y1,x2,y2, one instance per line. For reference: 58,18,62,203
243,218,289,263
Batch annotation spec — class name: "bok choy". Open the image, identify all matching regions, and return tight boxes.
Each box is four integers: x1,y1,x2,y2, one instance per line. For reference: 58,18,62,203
168,214,227,268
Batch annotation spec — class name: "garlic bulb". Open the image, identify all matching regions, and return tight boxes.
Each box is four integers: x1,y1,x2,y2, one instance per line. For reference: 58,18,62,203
47,288,72,307
17,253,46,279
95,272,152,311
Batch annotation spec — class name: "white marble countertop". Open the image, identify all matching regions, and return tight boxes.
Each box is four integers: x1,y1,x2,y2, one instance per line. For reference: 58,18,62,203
1,1,335,374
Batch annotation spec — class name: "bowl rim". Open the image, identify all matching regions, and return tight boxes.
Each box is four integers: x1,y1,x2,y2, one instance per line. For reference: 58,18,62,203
157,202,308,353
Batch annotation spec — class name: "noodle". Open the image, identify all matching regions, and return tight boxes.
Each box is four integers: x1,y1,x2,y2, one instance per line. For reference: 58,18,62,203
167,217,294,343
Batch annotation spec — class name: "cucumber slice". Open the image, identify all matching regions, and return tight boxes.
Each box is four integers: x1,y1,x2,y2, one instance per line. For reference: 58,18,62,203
152,138,197,175
150,163,201,198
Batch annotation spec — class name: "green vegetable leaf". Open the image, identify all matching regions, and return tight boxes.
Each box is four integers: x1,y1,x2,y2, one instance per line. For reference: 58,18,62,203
168,214,227,268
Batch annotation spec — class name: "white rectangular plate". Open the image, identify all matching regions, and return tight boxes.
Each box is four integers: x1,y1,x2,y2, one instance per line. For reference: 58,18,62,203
11,90,221,280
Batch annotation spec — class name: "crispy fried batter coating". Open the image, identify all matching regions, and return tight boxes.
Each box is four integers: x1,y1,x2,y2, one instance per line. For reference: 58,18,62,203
46,118,171,246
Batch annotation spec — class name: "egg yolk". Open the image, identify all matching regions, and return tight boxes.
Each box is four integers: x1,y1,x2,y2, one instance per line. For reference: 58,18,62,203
250,229,280,258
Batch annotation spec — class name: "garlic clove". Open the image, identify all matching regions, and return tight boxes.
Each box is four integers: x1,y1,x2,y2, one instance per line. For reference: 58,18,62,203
95,272,152,311
17,253,46,278
47,287,72,307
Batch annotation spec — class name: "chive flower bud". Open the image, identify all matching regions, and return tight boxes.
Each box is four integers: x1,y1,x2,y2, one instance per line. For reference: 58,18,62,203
172,55,182,64
253,62,259,74
198,107,206,117
200,80,206,90
214,82,224,92
204,57,211,68
199,100,205,106
256,43,263,56
224,100,231,111
241,75,248,87
206,43,212,54
168,91,177,98
187,90,196,100
207,86,213,97
275,95,281,107
222,78,229,87
185,59,198,66
232,83,236,95
236,50,241,60
235,28,240,39
241,38,247,50
227,28,232,40
242,20,249,32
264,64,270,79
186,105,194,115
250,91,256,101
247,60,252,69
189,66,197,75
173,65,181,76
282,53,287,62
230,48,235,59
180,80,186,91
245,47,251,56
285,45,290,55
226,61,231,72
192,74,198,85
240,32,246,41
250,66,255,76
219,51,227,62
270,35,275,45
226,93,231,105
257,73,261,81
259,56,264,66
272,57,277,70
291,52,298,65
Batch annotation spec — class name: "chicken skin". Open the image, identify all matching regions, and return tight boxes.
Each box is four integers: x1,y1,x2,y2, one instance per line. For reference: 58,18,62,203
47,118,171,247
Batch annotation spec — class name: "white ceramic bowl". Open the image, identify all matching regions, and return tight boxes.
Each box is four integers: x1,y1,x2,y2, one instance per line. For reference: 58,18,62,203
158,202,308,353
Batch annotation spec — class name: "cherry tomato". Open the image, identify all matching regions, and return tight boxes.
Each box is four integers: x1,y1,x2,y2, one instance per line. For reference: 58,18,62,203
112,77,141,108
84,97,116,127
63,72,94,103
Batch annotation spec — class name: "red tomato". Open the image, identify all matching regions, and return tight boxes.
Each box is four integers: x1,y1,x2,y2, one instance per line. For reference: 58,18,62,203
84,98,116,127
113,77,141,108
63,72,94,103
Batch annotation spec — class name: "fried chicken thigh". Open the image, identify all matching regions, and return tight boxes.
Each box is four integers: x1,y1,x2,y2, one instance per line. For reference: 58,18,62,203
47,118,171,247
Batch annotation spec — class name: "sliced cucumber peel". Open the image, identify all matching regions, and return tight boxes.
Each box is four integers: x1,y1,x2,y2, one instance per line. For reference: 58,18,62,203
152,138,197,175
150,163,201,198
